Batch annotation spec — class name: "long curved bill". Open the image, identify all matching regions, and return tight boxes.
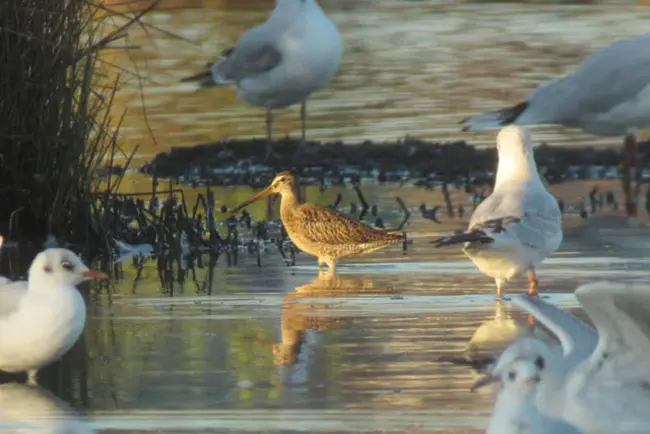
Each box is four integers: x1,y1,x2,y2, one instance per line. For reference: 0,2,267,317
470,374,498,392
231,185,274,214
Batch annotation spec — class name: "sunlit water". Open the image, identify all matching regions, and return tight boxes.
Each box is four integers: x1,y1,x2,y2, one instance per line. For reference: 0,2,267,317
8,0,650,431
107,0,650,167
4,181,650,432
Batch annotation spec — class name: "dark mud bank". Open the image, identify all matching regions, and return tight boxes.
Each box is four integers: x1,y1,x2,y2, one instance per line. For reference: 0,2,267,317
138,137,642,187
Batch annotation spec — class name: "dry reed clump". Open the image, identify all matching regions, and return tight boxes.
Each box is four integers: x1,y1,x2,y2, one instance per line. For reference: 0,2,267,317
0,0,155,245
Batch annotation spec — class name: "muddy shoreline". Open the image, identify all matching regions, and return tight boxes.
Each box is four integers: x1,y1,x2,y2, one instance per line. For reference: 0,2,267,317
137,137,635,187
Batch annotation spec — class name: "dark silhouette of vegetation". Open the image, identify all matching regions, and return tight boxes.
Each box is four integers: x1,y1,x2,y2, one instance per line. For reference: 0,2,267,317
0,0,159,245
141,137,647,187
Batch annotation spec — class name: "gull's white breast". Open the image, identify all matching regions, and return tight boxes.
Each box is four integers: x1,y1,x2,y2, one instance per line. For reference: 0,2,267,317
0,286,86,373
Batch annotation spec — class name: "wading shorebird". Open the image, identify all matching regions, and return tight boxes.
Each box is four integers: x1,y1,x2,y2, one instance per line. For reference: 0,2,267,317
431,126,562,297
461,33,650,218
231,172,404,272
0,248,108,384
180,0,343,159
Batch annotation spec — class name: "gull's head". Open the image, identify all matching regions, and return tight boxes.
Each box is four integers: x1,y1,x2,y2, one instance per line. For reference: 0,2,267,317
470,337,558,393
28,248,108,289
496,125,534,157
231,172,296,214
497,359,541,395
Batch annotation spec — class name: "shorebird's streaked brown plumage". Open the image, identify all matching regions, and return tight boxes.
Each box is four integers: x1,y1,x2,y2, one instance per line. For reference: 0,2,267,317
231,172,404,272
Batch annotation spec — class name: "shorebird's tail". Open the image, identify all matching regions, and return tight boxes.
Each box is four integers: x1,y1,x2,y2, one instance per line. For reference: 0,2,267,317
431,230,493,247
460,101,528,132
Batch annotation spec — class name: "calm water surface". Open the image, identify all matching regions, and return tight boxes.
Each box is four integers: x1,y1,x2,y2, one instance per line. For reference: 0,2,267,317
4,183,650,433
107,0,650,168
10,1,650,431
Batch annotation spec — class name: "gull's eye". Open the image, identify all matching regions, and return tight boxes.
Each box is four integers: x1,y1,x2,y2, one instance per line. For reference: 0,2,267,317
279,177,286,183
508,371,516,381
43,265,53,274
61,261,74,272
535,356,545,370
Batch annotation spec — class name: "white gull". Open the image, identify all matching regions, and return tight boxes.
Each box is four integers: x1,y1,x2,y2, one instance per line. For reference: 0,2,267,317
472,351,581,434
0,248,107,384
432,126,563,297
496,282,650,433
181,0,343,158
461,33,650,215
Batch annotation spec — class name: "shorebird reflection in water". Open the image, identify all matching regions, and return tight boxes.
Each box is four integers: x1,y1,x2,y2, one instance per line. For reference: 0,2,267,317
231,172,405,273
271,270,400,366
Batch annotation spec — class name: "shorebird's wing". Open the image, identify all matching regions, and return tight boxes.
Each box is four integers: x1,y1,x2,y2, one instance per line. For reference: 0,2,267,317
292,204,403,246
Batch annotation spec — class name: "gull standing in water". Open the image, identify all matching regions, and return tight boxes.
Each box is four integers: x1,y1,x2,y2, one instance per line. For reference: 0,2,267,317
432,126,562,297
497,283,650,433
461,33,650,216
181,0,343,159
0,248,107,384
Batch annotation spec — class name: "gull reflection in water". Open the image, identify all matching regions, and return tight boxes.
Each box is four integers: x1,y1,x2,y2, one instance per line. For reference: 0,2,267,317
464,299,530,369
0,383,94,433
272,269,400,366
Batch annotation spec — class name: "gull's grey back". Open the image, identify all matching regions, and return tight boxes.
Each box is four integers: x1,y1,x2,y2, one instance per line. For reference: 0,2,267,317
526,33,650,131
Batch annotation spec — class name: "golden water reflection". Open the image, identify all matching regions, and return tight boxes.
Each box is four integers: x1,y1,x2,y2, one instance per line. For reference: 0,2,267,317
108,0,650,167
4,230,648,432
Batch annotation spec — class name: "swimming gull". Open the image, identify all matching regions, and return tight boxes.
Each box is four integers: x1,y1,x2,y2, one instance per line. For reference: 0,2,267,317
498,282,650,433
181,0,343,159
0,248,107,384
432,126,563,297
461,33,650,216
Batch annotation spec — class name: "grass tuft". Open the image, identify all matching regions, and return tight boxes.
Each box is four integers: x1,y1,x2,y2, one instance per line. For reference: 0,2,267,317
0,0,160,246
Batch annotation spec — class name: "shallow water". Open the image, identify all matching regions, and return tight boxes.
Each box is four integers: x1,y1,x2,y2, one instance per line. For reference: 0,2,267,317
108,0,650,169
8,0,650,431
5,190,650,432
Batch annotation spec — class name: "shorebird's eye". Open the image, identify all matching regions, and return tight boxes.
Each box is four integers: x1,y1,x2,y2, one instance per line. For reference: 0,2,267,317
535,356,545,370
508,371,516,381
279,177,286,183
61,261,74,272
43,265,53,274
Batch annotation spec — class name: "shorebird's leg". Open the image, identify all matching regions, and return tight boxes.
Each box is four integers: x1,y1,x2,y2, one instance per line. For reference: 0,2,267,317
327,258,337,274
527,270,538,296
495,279,503,298
300,100,307,142
265,108,274,160
26,370,38,385
318,266,335,281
